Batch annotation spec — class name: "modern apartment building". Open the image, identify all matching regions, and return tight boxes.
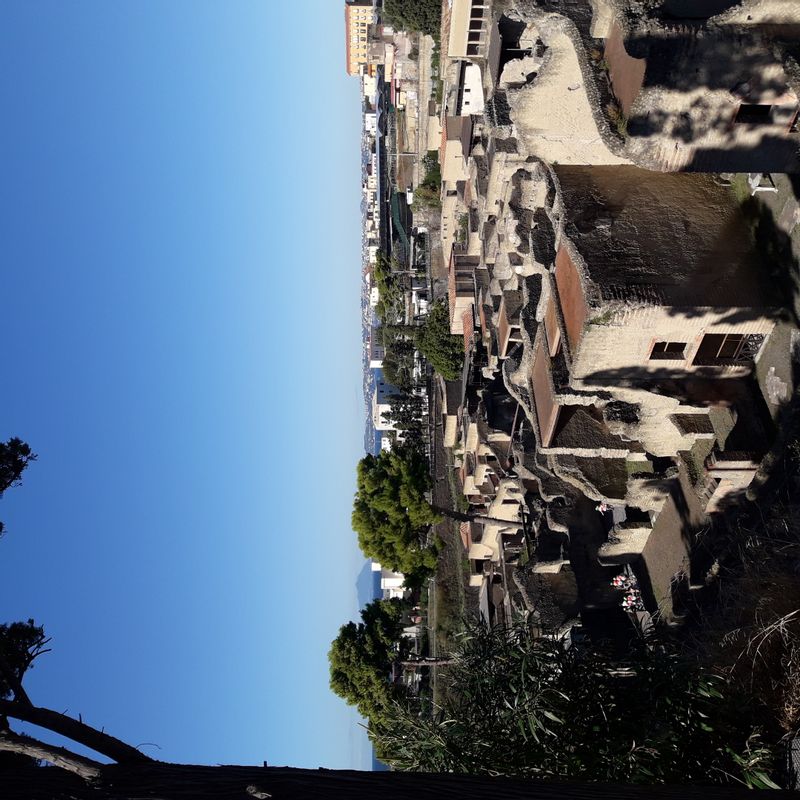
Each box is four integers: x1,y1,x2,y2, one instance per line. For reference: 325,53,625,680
345,0,373,76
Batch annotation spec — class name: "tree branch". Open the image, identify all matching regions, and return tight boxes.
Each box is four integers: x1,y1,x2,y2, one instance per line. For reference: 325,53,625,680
0,728,102,782
0,700,154,764
430,504,521,528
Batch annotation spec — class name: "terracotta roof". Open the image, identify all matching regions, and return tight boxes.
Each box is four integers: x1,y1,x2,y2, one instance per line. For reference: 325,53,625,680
443,378,464,416
462,308,475,353
460,522,472,550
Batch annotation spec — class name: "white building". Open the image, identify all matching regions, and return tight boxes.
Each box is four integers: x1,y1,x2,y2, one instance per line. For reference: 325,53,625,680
371,561,406,600
369,330,384,368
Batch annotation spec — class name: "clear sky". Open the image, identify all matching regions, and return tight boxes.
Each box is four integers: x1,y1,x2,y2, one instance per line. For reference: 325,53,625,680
0,0,371,770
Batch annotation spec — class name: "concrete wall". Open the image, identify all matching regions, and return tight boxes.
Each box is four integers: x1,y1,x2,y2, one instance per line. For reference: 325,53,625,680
441,139,469,183
531,336,560,446
509,29,629,166
571,305,776,382
372,397,394,431
461,62,485,114
440,188,463,275
447,0,488,59
554,245,587,353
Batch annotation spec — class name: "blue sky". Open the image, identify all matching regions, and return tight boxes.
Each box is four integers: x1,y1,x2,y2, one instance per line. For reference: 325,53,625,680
0,0,371,770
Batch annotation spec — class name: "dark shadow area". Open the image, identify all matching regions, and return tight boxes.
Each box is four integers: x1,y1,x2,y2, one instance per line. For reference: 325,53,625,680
624,32,792,94
496,15,535,85
659,0,740,18
554,166,784,310
739,193,800,326
566,494,620,610
684,135,800,175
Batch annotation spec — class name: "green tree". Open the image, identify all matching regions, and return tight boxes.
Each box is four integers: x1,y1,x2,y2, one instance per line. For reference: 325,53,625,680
373,620,778,789
416,301,464,381
374,253,406,326
381,393,427,452
412,152,442,211
0,545,783,797
328,598,407,723
352,448,512,580
381,327,417,393
0,615,783,796
382,0,441,37
352,447,439,578
411,183,441,211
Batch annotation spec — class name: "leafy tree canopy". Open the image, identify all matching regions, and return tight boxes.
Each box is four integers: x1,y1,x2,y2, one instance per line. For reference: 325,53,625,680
352,447,438,577
374,253,406,326
328,598,408,723
412,153,442,211
382,393,427,452
0,438,36,497
0,620,49,701
380,327,417,394
416,301,464,381
382,0,441,37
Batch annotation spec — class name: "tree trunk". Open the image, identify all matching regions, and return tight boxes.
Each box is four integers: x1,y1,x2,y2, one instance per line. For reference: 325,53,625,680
430,504,520,529
1,763,792,800
0,701,151,764
0,729,101,781
400,657,456,667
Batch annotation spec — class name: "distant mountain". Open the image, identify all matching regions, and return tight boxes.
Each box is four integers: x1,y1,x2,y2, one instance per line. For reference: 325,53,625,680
371,751,389,771
355,558,381,607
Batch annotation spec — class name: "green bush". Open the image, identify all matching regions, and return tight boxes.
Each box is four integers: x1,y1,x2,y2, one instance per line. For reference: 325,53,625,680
416,301,464,381
383,0,441,36
373,620,778,787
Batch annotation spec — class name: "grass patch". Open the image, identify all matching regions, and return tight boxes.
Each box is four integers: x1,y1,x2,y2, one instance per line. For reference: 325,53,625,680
589,309,614,326
729,173,752,206
446,463,469,514
680,438,714,488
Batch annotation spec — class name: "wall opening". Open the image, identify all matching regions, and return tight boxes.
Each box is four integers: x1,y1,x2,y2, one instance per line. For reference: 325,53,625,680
649,341,686,360
735,104,773,124
692,333,764,366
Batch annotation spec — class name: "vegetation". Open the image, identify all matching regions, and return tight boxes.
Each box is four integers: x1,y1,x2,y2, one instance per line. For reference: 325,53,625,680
0,437,36,537
606,101,628,138
0,620,49,701
0,449,793,797
380,325,417,393
352,446,439,578
456,213,469,244
415,300,464,381
381,393,427,452
373,252,406,326
681,443,800,739
382,0,441,37
431,40,443,105
374,620,779,788
412,152,442,211
0,438,35,496
328,598,407,724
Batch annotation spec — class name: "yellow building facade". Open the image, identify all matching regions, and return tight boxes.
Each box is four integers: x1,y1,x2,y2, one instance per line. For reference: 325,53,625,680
345,1,372,76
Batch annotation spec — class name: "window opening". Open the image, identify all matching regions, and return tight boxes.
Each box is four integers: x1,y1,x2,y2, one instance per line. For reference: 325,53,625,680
649,341,686,360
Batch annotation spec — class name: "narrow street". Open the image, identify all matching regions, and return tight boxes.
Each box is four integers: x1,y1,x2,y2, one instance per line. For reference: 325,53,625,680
413,35,435,186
